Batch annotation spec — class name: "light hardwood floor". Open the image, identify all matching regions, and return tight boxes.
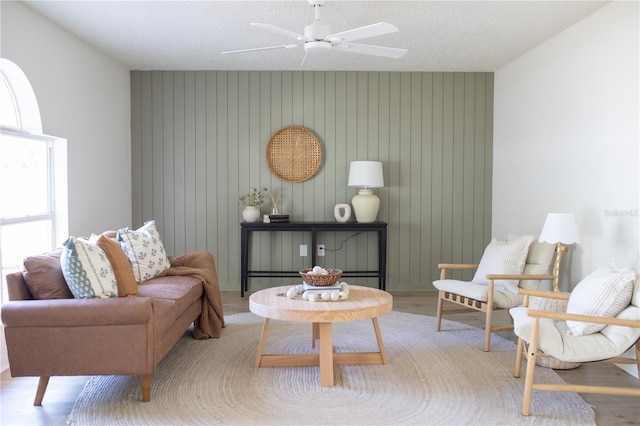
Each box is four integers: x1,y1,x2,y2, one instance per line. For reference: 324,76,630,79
1,291,638,425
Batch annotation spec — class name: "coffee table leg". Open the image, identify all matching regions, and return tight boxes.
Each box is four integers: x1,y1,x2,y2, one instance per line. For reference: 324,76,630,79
311,323,319,348
372,317,388,364
318,322,334,386
255,318,270,368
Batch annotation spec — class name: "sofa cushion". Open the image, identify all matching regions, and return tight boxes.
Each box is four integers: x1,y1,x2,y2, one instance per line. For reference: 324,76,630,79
60,236,118,299
92,234,138,297
565,266,635,336
117,220,170,282
22,249,73,299
137,276,203,307
472,235,534,294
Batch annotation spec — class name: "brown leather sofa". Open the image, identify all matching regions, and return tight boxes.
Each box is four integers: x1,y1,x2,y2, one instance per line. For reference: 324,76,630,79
2,265,204,404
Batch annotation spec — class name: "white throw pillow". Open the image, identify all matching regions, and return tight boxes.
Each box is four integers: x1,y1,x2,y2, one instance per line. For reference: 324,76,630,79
117,220,170,282
565,266,636,336
472,235,535,295
60,236,118,299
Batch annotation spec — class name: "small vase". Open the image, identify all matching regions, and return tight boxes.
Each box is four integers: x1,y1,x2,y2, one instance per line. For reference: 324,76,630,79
242,206,261,222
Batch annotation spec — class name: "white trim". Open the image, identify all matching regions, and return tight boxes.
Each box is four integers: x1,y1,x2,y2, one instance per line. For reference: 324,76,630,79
0,59,42,133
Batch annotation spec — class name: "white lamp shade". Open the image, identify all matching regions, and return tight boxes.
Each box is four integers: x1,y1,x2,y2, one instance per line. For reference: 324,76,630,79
539,213,581,244
348,161,384,188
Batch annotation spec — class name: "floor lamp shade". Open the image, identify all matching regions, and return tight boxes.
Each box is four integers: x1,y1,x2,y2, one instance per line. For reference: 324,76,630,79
348,161,384,223
539,213,581,245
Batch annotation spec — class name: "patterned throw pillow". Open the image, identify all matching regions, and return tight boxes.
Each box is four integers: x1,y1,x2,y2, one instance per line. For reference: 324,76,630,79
60,236,118,299
566,266,635,336
472,235,535,295
117,220,170,282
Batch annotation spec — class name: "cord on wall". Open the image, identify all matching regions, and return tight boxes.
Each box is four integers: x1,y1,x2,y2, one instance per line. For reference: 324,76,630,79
325,232,362,252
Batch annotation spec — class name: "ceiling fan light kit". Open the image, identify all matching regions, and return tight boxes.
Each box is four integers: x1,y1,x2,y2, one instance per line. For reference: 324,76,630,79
222,0,407,63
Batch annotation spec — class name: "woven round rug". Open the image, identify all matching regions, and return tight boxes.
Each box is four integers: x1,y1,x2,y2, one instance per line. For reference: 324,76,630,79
68,311,594,425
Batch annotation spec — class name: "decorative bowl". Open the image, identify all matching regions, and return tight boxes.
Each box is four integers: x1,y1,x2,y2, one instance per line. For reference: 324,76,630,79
299,268,343,287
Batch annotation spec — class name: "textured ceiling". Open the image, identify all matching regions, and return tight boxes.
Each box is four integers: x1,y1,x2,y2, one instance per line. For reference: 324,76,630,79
22,0,608,72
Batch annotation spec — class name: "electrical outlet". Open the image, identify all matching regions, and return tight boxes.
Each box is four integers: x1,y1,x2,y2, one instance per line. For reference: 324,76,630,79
317,244,325,256
300,245,308,257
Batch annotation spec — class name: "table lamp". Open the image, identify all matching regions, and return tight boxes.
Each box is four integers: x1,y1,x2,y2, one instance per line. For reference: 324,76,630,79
538,213,581,292
348,161,384,223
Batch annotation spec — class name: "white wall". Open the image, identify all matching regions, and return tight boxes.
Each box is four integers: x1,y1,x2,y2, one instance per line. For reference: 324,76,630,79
1,1,132,237
493,1,639,290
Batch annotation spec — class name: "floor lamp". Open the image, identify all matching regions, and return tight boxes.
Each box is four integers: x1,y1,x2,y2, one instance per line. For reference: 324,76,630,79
538,213,581,292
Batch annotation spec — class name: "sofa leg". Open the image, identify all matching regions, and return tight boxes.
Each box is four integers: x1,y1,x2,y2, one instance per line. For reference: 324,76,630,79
34,376,50,406
141,374,151,402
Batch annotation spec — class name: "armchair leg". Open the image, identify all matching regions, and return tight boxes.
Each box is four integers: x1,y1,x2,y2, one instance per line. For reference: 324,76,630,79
635,341,640,379
141,374,151,402
514,339,524,378
34,376,50,406
522,318,540,416
435,291,444,331
484,306,494,352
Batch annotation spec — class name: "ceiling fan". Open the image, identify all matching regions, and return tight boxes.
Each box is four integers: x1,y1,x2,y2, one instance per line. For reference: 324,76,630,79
222,0,408,64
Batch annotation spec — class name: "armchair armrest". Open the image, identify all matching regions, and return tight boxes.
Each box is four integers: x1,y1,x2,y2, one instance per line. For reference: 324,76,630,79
527,309,640,329
486,274,553,282
438,263,479,270
438,263,478,280
518,288,570,301
1,297,153,328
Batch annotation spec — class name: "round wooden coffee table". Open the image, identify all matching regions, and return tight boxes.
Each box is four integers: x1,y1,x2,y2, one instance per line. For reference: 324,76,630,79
249,285,393,387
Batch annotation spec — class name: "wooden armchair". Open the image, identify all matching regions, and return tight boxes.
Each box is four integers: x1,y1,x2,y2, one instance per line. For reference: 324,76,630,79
510,270,640,416
434,235,555,351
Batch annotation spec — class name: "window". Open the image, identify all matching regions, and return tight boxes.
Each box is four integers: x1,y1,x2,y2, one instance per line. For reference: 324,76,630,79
0,59,68,305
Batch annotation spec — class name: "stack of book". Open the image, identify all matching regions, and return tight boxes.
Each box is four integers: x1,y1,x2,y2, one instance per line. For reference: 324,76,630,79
268,214,290,223
302,282,341,294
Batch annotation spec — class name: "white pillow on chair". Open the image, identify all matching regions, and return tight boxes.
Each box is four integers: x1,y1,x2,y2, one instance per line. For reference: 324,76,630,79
565,266,635,336
472,235,534,295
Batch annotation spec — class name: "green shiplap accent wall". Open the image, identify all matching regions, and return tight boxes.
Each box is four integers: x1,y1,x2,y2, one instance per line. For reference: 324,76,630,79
130,71,494,292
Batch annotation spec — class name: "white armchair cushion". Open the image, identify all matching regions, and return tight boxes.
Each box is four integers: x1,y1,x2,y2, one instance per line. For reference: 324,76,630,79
472,235,534,294
510,305,640,363
433,279,523,308
565,266,636,336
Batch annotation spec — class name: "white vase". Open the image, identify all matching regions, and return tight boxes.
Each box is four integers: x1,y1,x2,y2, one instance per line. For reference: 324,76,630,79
334,203,352,222
242,206,261,222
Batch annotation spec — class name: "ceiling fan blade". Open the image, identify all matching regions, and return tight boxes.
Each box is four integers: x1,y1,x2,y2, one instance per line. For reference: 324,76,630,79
326,22,399,43
336,42,408,59
222,44,299,55
250,23,306,41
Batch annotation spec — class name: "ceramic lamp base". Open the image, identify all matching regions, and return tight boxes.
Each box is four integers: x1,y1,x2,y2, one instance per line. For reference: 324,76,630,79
351,189,380,223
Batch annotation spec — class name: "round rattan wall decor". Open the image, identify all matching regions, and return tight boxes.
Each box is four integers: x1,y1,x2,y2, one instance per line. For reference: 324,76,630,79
266,126,322,183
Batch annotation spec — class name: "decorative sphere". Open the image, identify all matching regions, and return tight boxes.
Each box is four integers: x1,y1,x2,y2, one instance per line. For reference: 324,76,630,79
309,293,318,302
330,292,339,301
321,292,331,300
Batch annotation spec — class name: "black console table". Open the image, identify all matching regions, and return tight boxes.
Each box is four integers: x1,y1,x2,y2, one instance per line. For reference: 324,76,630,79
240,221,387,296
